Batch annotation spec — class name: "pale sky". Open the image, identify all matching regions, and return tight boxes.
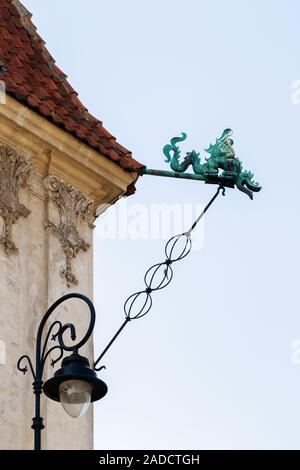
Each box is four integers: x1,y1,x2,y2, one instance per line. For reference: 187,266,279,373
23,0,300,450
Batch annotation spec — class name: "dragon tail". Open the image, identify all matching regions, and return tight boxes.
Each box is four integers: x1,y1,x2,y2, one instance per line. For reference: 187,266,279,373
163,132,187,163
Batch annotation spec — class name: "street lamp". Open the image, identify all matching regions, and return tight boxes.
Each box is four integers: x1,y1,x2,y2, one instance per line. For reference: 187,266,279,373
17,293,107,450
18,129,261,450
17,186,225,451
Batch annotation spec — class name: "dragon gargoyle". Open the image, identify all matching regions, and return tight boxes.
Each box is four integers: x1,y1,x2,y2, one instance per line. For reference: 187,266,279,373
163,129,261,199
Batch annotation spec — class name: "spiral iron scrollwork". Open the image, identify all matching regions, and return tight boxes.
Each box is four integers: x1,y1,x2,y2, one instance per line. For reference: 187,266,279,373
17,293,96,451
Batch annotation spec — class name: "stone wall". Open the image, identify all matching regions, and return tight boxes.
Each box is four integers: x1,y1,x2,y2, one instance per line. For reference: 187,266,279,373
0,96,136,450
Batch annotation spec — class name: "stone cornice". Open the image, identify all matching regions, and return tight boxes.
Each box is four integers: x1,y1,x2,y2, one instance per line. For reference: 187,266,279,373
0,95,138,214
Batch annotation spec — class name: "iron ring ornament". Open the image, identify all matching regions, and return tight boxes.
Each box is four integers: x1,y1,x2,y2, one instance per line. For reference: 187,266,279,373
123,234,192,321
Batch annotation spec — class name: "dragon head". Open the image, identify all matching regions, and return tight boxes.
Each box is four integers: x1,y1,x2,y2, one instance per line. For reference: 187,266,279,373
236,170,262,199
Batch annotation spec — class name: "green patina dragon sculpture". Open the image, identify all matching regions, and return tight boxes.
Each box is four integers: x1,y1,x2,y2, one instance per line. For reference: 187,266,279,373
162,129,261,199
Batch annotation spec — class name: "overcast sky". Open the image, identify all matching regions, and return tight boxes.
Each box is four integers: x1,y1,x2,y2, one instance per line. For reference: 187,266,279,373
23,0,300,450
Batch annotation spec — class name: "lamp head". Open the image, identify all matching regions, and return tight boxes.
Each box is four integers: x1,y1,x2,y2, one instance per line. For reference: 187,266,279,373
43,352,107,418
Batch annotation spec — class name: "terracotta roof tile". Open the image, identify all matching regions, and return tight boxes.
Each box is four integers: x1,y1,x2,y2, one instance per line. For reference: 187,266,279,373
0,0,144,177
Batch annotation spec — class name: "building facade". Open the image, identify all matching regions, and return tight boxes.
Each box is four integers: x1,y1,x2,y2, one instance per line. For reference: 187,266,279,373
0,0,143,450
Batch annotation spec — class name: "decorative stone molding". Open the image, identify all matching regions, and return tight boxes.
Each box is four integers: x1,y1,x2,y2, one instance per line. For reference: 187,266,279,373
45,176,95,287
0,144,33,255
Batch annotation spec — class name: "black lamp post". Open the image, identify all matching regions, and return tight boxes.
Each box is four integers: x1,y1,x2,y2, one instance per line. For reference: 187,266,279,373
17,293,107,451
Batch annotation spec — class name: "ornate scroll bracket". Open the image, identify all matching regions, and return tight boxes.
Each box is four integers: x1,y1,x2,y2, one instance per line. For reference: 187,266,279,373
45,176,94,287
0,144,33,255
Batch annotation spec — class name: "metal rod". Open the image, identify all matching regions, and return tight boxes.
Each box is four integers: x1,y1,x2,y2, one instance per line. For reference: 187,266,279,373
186,185,225,235
94,318,130,370
139,168,206,181
32,383,44,451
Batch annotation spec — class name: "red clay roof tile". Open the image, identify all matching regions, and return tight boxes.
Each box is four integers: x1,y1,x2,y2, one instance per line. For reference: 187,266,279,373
0,0,144,177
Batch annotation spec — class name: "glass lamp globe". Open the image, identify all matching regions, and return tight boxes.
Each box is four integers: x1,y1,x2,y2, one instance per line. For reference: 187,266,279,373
43,352,108,416
59,379,92,418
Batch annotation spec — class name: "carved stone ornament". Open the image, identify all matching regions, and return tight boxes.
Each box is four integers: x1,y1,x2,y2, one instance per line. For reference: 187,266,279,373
0,144,33,255
45,176,95,287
